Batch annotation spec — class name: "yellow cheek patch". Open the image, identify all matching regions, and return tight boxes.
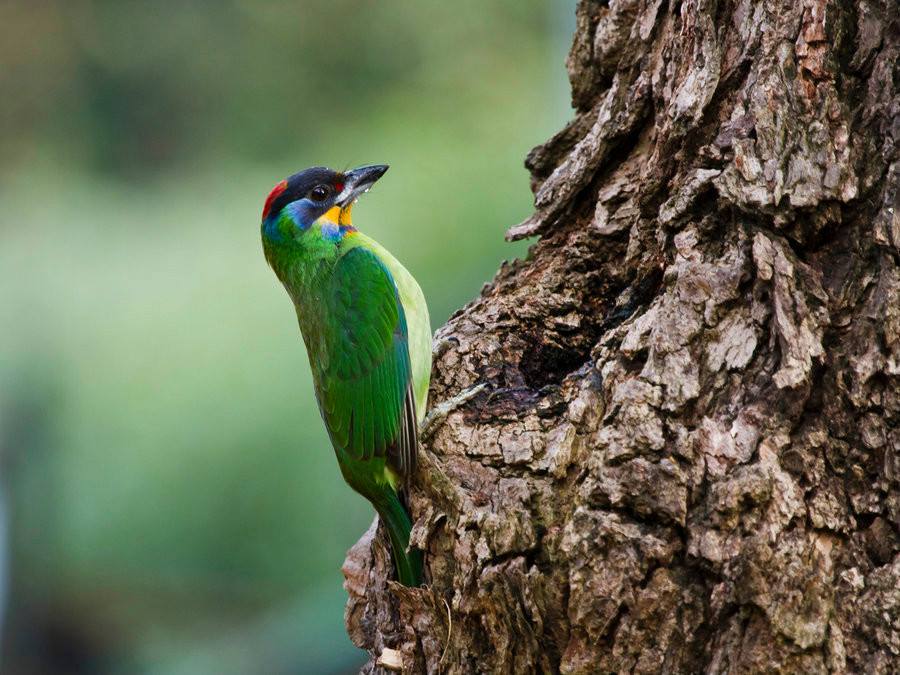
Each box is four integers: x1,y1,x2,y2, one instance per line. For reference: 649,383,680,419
319,205,354,226
320,206,341,224
339,203,353,225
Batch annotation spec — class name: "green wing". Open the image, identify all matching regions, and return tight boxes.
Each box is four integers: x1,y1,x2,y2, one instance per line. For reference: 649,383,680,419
312,246,418,483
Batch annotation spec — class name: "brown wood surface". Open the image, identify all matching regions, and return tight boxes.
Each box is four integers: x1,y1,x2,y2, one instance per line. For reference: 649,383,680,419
345,1,900,672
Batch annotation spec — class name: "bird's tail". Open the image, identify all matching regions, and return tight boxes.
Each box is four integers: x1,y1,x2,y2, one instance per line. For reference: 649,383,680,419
373,488,423,587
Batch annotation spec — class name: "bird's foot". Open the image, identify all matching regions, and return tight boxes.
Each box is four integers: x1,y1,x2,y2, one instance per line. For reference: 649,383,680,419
420,383,486,442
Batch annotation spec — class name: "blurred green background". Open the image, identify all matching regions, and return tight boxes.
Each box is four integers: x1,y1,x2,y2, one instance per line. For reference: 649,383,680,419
0,2,573,673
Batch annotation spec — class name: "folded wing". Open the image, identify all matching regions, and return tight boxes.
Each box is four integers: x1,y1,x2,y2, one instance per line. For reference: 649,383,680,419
313,246,418,484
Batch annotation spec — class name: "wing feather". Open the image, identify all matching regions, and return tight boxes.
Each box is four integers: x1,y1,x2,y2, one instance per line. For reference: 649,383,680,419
313,246,419,483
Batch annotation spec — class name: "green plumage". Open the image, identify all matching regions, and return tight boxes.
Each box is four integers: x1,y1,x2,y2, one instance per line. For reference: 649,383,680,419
261,166,431,586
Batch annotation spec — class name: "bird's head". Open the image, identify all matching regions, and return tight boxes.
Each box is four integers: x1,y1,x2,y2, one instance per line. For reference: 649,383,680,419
260,164,388,246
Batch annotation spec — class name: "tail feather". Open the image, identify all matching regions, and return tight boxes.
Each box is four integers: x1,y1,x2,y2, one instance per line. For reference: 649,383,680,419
373,488,423,587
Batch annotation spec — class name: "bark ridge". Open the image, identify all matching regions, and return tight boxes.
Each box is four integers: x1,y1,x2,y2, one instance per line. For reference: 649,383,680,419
345,1,900,672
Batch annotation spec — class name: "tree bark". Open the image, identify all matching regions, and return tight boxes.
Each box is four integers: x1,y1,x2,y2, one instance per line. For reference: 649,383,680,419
343,1,900,672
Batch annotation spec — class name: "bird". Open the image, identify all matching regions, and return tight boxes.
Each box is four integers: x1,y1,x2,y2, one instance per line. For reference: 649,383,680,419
260,165,431,586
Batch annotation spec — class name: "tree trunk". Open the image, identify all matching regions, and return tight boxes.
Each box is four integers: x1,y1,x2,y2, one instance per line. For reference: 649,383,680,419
343,1,900,672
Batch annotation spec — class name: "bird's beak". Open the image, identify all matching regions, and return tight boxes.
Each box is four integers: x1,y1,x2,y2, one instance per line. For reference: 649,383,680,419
336,164,389,207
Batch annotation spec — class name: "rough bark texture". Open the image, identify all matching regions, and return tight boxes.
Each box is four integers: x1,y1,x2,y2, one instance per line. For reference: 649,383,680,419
344,1,900,672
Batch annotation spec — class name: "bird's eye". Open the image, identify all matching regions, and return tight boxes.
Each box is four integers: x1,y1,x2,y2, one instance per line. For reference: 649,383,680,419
309,185,330,202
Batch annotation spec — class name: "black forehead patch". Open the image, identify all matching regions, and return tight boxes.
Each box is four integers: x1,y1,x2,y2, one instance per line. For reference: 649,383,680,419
286,166,340,193
267,166,342,219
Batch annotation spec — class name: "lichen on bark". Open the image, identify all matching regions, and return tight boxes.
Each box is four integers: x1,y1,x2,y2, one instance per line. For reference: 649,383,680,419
343,0,900,672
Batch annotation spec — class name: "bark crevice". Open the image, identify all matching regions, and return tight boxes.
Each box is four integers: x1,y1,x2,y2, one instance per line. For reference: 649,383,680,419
344,1,900,672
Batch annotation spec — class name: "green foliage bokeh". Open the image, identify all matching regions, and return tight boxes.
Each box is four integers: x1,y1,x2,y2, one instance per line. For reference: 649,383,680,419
0,2,574,672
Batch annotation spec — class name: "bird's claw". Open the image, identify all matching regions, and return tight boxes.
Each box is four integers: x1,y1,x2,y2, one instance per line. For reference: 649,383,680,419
419,383,487,441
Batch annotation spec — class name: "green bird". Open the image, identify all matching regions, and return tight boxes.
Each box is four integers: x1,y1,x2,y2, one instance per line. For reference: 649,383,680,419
260,165,431,586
